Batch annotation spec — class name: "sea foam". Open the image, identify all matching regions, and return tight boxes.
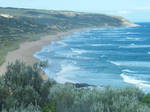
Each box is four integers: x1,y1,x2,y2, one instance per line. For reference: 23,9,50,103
90,44,112,47
71,48,88,54
126,32,140,35
119,43,150,48
120,73,146,85
122,69,135,73
55,64,80,83
110,61,150,67
120,73,150,92
125,37,141,41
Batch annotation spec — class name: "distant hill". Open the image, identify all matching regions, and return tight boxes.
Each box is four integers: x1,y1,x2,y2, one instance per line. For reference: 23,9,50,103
0,7,136,65
0,7,136,34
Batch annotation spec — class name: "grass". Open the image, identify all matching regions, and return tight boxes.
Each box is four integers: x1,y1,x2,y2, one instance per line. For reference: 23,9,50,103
0,31,58,65
0,42,19,65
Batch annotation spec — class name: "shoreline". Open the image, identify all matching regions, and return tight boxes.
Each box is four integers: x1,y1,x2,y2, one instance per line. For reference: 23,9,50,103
0,24,138,79
0,28,90,79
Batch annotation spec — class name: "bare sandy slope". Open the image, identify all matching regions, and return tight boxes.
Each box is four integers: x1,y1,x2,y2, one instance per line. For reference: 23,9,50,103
0,29,86,79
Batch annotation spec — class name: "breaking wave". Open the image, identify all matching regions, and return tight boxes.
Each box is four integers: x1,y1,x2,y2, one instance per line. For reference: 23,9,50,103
120,43,150,48
120,73,150,92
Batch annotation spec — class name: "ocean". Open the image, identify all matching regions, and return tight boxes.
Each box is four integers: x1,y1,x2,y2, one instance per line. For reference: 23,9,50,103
34,22,150,92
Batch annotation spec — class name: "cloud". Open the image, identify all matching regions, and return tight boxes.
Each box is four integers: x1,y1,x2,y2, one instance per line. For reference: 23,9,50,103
117,10,131,14
134,7,150,10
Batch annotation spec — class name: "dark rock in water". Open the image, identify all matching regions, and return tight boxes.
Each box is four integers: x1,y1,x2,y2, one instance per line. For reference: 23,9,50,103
65,82,93,88
64,82,104,90
74,83,92,88
65,82,96,88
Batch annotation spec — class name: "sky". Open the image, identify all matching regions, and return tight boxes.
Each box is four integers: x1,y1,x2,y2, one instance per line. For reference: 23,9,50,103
0,0,150,22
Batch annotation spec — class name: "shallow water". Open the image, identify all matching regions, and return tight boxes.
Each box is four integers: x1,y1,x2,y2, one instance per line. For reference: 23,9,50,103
34,23,150,92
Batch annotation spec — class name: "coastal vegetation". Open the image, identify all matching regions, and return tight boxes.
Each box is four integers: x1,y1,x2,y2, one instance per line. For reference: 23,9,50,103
0,61,150,112
0,7,134,65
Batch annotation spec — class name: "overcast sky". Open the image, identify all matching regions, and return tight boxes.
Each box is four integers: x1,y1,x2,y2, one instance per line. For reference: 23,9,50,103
0,0,150,22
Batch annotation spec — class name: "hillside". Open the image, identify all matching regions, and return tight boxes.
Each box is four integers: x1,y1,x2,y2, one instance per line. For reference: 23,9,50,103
0,7,136,65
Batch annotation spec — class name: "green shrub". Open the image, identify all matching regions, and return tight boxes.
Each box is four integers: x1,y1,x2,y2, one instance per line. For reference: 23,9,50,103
2,104,41,112
48,84,149,112
42,103,56,112
0,60,56,111
140,94,150,107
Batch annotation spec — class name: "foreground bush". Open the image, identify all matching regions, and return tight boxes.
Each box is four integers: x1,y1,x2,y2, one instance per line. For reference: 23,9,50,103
2,104,41,112
48,84,150,112
0,60,150,112
0,60,56,111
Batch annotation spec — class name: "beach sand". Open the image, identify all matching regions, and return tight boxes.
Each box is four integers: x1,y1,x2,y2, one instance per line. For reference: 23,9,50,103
0,29,88,79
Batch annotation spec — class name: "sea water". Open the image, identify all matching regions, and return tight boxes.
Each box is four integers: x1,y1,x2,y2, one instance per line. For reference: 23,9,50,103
34,23,150,92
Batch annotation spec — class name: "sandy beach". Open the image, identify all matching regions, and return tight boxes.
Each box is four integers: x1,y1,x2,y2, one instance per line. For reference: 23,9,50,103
0,29,89,79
